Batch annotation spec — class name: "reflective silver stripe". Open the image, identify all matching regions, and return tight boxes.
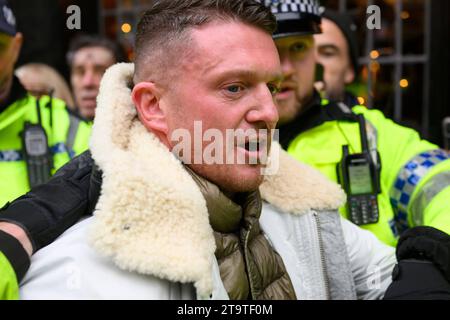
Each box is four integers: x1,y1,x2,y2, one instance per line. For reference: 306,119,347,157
365,119,378,166
337,102,352,114
0,150,22,161
0,143,70,162
66,114,80,158
410,171,450,226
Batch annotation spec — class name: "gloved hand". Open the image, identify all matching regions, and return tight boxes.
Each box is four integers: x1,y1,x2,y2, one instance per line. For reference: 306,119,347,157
0,150,102,254
396,226,450,282
384,226,450,300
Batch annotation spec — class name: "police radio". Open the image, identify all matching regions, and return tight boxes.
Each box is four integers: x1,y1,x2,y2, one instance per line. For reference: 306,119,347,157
314,63,325,99
21,122,53,188
315,63,324,83
337,114,381,225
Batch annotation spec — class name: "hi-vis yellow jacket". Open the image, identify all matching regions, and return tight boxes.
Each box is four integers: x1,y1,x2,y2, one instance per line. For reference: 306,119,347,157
0,94,91,208
287,103,450,246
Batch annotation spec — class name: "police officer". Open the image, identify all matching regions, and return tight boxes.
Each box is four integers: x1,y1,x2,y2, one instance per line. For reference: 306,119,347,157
314,9,361,107
267,0,450,246
0,0,91,207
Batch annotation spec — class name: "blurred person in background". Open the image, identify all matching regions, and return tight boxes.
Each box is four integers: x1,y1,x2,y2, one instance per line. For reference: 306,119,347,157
66,35,124,120
15,62,75,107
314,9,360,107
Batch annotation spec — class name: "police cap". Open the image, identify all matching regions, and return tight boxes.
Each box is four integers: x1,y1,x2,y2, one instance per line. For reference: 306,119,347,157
262,0,322,38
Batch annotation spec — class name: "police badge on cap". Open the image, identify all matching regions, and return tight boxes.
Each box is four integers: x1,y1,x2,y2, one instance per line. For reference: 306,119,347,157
262,0,322,38
0,0,17,36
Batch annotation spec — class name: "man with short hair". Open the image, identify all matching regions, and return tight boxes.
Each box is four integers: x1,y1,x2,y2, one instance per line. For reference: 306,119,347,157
67,35,123,120
1,0,398,300
1,0,449,300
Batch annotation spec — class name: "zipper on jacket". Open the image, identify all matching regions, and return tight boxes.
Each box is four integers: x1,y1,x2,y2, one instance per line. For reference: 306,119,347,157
243,230,257,300
313,212,331,300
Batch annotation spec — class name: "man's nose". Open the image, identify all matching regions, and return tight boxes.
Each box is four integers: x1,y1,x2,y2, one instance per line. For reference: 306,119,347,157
246,86,279,128
280,54,295,79
81,70,96,87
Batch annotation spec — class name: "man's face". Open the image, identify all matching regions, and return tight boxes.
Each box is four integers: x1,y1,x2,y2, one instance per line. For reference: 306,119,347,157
274,35,316,125
314,18,355,101
160,22,281,193
0,32,22,102
70,46,115,119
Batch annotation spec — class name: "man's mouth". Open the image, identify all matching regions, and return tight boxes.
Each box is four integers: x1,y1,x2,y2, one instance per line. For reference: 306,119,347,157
275,83,296,100
80,96,98,108
82,96,97,101
235,135,270,164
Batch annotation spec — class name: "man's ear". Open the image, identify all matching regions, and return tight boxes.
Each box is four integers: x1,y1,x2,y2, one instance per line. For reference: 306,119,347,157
344,66,355,84
132,82,169,137
11,32,23,64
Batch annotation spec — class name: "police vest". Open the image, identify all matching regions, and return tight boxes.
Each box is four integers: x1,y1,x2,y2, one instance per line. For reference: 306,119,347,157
286,101,450,246
0,94,91,207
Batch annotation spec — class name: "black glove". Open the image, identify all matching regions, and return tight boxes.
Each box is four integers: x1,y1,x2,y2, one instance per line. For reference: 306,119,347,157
397,226,450,282
384,226,450,300
0,229,30,282
0,151,102,272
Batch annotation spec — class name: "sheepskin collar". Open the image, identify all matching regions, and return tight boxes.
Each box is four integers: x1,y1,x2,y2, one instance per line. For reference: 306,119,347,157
89,63,346,299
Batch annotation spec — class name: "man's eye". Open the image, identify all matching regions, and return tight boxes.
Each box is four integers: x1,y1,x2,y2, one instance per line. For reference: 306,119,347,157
94,66,107,75
291,43,306,53
73,68,84,76
320,49,337,57
226,85,244,93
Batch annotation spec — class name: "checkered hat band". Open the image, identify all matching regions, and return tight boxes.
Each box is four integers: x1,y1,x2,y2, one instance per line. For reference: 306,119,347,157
264,0,320,16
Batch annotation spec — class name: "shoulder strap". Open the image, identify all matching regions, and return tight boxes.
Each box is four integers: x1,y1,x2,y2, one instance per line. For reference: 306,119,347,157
66,113,81,159
278,93,360,149
297,100,359,134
